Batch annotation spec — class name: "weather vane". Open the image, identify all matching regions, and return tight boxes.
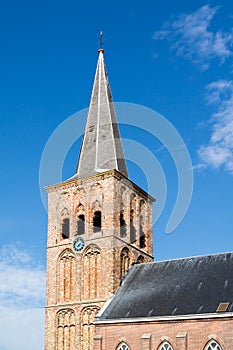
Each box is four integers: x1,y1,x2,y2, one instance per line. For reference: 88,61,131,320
99,31,104,51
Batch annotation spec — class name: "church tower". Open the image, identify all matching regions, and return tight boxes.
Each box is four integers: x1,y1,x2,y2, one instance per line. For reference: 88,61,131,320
44,44,154,350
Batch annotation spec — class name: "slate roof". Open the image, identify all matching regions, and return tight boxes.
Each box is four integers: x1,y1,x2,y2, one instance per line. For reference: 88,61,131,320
99,252,233,320
76,49,128,179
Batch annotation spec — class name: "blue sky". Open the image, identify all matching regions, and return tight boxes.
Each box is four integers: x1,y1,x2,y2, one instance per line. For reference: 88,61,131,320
1,1,233,349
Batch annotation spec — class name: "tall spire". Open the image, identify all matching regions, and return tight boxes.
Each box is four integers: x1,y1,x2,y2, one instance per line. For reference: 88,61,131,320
76,40,128,179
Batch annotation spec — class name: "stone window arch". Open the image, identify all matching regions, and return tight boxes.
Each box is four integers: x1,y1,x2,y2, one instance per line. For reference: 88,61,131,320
73,186,85,199
130,193,136,243
82,245,101,299
76,203,85,235
57,249,76,302
116,342,130,350
56,309,75,350
90,182,102,195
159,341,174,350
120,247,130,278
81,306,100,350
61,208,70,240
205,340,222,350
120,186,126,198
139,199,146,211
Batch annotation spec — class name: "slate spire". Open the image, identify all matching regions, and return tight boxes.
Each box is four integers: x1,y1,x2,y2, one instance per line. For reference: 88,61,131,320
76,47,128,179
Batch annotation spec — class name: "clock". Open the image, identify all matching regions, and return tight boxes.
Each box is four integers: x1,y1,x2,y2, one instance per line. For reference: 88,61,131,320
73,237,85,252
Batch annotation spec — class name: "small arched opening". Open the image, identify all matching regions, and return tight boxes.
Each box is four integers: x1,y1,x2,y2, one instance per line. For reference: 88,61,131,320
93,211,101,233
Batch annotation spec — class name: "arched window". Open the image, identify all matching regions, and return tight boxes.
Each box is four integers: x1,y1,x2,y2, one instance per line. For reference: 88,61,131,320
130,209,136,243
93,211,101,233
120,247,130,279
82,245,101,299
120,210,127,237
60,208,70,240
117,343,130,350
139,214,146,248
81,306,100,350
130,194,136,243
137,255,144,264
159,341,174,350
57,249,76,302
139,200,146,248
56,309,75,350
205,340,222,350
77,214,85,235
61,218,70,239
76,203,85,235
119,187,127,238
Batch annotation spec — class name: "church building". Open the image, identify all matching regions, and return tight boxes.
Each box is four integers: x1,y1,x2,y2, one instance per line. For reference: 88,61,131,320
44,43,233,350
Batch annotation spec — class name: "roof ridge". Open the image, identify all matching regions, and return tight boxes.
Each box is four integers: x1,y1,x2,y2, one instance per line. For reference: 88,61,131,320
152,252,233,264
132,251,233,269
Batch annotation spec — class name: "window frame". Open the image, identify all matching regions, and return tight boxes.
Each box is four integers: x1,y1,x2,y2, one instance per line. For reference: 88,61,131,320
116,342,130,350
159,341,174,350
205,340,222,350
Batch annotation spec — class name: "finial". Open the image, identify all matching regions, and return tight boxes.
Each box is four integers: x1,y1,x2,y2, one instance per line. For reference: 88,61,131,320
98,31,104,53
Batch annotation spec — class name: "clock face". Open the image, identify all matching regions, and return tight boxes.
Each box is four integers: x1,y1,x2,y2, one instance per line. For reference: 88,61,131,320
73,237,85,252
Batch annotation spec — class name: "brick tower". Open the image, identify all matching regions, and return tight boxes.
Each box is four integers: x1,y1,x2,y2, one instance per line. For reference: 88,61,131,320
44,46,154,350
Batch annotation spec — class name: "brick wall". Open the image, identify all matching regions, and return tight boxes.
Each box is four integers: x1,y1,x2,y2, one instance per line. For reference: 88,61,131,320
45,170,154,350
94,317,233,350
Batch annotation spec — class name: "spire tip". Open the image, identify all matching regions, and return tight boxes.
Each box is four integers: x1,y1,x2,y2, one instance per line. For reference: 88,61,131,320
98,30,104,53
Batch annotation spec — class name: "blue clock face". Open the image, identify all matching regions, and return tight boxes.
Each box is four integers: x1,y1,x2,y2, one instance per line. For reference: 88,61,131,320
73,237,85,252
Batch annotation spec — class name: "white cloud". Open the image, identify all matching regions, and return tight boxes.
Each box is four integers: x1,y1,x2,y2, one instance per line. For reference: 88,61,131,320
0,243,45,306
0,263,45,304
0,306,44,350
197,80,233,173
153,5,233,69
0,244,45,350
0,243,32,265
